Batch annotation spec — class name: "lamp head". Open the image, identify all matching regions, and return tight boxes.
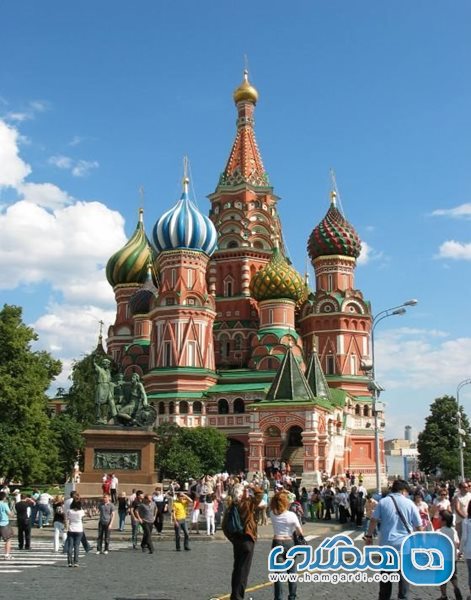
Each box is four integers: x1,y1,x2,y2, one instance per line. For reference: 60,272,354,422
392,308,406,316
403,299,418,306
360,357,373,372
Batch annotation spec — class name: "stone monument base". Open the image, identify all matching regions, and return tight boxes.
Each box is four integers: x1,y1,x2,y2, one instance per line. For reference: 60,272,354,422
80,426,157,485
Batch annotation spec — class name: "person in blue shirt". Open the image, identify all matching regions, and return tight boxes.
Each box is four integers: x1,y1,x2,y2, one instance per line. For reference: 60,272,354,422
0,491,14,560
364,479,422,600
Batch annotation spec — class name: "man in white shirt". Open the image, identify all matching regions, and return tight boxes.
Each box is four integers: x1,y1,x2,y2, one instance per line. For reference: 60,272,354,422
38,492,53,527
453,481,471,539
110,474,119,503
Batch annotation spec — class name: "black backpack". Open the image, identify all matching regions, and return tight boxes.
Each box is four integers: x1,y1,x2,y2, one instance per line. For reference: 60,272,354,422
223,503,244,537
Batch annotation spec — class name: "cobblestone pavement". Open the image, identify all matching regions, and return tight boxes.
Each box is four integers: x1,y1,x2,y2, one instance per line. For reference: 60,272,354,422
1,523,469,600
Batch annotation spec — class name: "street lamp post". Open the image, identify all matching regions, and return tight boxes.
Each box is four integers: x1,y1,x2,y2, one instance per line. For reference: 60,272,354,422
457,378,471,482
362,299,418,494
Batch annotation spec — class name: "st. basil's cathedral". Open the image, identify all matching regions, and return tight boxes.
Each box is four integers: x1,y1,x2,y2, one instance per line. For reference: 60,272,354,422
104,70,385,487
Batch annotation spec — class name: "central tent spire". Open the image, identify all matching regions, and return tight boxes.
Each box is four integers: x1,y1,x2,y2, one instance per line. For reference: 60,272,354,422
218,69,268,188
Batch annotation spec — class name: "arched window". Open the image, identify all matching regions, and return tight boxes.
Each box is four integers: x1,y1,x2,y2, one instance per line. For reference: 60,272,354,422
234,334,243,351
193,401,202,414
218,399,229,414
227,240,238,249
355,404,361,416
158,401,165,415
180,401,189,414
169,401,175,415
233,398,245,414
219,335,230,359
363,405,370,417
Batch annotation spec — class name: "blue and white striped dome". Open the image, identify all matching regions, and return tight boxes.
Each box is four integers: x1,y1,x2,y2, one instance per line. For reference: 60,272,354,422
152,177,217,256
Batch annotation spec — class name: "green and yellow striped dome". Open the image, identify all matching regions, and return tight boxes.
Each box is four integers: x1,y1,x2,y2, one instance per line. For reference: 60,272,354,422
250,247,307,303
106,209,155,287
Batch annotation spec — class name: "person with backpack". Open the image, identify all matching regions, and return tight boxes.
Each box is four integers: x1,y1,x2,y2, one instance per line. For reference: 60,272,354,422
222,483,263,600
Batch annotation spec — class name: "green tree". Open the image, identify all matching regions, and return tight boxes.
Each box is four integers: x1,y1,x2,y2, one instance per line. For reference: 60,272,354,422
155,423,228,482
48,413,85,482
0,305,62,484
417,395,471,479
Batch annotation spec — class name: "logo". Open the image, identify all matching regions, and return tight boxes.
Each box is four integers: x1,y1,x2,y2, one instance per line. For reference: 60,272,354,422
268,532,454,586
401,532,454,585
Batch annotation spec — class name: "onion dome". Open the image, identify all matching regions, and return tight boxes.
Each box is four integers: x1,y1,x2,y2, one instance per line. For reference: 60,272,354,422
106,209,155,287
233,69,259,105
152,176,217,256
129,264,158,315
307,191,361,261
250,247,307,303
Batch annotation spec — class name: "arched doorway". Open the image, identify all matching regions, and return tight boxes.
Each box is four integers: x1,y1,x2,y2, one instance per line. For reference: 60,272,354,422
226,439,245,474
287,426,303,447
283,426,304,475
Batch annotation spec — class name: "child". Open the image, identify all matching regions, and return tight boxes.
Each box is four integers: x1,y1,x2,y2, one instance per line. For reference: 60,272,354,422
439,510,462,600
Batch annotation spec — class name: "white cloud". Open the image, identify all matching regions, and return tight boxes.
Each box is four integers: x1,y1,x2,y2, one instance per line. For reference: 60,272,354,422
68,136,84,147
432,203,471,219
3,100,49,123
0,199,126,301
71,159,99,177
357,240,384,266
48,154,99,177
0,116,128,388
375,327,471,391
437,240,471,261
18,182,72,209
49,155,73,169
0,120,32,187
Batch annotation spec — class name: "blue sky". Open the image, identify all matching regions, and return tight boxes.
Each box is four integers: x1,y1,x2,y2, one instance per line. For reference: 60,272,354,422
0,1,470,439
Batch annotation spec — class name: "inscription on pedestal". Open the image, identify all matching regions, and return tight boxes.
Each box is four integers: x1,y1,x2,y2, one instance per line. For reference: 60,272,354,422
94,449,141,470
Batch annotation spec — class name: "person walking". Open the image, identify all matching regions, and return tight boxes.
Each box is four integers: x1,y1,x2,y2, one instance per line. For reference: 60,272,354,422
117,491,128,531
172,491,192,552
37,490,53,528
459,500,471,600
453,482,471,540
0,491,14,560
65,498,85,567
130,490,144,549
431,487,451,530
222,483,263,600
205,493,216,536
270,491,304,600
96,493,115,555
135,494,156,553
152,487,168,535
52,495,67,552
364,479,422,600
110,473,119,504
437,510,462,600
15,494,32,551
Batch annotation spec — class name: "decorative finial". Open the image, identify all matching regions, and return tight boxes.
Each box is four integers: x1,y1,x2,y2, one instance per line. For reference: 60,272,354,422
98,319,104,340
330,190,337,207
138,207,144,223
183,156,190,194
311,333,317,352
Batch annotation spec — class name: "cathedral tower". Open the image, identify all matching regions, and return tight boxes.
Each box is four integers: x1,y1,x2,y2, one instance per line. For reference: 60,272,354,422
144,175,218,396
207,70,285,368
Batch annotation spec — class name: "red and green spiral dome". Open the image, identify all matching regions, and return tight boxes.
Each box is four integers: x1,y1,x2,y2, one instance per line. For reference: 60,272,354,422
308,192,361,261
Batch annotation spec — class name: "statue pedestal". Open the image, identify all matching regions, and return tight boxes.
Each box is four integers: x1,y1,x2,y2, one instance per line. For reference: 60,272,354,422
80,426,157,486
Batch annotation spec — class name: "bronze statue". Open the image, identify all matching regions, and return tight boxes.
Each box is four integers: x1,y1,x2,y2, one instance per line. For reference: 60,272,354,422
93,358,118,424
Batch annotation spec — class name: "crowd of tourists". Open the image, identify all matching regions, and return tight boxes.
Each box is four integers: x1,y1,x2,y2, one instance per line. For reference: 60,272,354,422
3,477,471,599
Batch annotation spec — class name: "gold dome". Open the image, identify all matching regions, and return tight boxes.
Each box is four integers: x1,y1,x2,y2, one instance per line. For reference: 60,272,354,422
233,69,259,104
